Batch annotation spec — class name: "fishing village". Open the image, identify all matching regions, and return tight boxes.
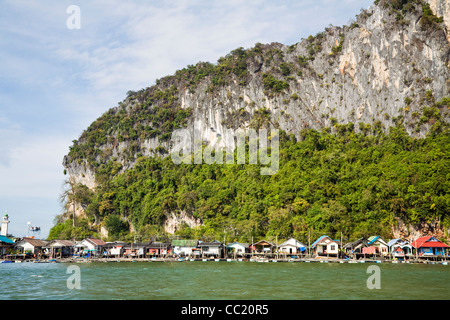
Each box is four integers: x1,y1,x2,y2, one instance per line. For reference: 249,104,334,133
1,213,450,265
1,234,449,265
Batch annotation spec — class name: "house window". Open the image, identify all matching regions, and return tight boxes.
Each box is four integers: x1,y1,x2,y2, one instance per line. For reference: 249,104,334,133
330,245,335,251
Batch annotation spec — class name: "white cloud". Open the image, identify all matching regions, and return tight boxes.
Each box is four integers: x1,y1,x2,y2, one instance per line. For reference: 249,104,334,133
0,132,68,198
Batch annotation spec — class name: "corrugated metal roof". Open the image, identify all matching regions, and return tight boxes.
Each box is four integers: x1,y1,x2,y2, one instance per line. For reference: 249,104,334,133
85,238,106,246
412,236,450,248
16,238,48,247
172,240,198,247
311,235,340,248
252,240,274,247
48,239,75,247
148,242,171,249
0,235,15,244
198,242,223,247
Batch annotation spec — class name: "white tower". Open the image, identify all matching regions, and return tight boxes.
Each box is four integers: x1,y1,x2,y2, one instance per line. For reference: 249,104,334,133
1,213,10,236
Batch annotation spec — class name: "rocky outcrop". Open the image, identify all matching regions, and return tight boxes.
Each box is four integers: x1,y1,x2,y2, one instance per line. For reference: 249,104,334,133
426,0,450,42
163,212,203,234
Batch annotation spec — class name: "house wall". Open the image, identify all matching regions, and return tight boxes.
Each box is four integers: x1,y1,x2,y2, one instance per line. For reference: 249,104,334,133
175,246,198,256
228,244,247,255
279,245,297,254
327,243,339,254
17,242,35,254
201,247,221,256
111,247,123,256
315,242,339,255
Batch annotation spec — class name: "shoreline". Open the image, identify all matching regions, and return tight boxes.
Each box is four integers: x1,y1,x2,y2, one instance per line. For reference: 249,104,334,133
1,256,449,265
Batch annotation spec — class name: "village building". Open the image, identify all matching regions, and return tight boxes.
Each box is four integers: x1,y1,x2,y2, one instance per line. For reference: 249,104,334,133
46,239,75,258
278,238,307,255
311,235,340,257
172,239,199,257
342,237,369,257
79,238,106,257
198,240,224,258
103,241,128,258
250,240,275,255
0,235,15,257
148,242,172,257
362,236,389,256
227,242,249,257
123,242,150,258
412,236,450,257
386,239,413,259
14,237,48,257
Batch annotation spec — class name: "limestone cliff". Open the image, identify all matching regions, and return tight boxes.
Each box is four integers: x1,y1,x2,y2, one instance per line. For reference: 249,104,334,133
62,0,449,236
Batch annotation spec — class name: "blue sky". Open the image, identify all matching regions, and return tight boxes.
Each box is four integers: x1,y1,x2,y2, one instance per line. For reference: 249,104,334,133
0,0,374,238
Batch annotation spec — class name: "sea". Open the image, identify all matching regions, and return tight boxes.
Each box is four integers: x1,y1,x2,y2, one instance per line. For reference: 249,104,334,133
1,260,449,300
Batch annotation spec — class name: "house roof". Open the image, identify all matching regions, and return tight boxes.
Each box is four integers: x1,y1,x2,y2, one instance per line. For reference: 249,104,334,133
343,237,368,249
279,238,307,248
387,239,412,248
367,236,387,246
386,239,402,247
198,241,223,247
172,239,198,247
48,239,75,247
16,238,48,247
148,242,171,249
252,240,274,247
227,242,249,248
124,242,150,249
0,235,15,244
85,238,106,246
103,241,129,248
411,236,450,248
311,235,340,248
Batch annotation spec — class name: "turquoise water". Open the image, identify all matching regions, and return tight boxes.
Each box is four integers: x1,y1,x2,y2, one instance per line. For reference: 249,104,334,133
1,261,449,300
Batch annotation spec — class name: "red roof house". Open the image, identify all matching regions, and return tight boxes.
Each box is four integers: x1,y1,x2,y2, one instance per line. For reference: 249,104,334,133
411,236,450,256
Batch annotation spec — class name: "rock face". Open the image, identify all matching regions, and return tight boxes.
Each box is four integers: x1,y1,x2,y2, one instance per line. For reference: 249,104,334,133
63,0,449,235
427,0,450,42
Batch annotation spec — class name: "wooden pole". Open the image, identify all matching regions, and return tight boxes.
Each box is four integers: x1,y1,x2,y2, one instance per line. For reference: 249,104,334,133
251,236,254,258
308,230,311,257
276,236,278,259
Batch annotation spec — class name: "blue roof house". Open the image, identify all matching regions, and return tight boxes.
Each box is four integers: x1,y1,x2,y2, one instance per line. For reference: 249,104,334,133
0,235,15,257
311,235,340,257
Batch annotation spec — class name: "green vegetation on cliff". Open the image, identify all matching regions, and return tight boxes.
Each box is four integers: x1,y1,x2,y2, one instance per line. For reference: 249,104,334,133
50,100,449,243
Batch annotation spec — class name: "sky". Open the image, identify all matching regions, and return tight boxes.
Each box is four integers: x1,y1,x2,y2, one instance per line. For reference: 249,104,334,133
0,0,375,239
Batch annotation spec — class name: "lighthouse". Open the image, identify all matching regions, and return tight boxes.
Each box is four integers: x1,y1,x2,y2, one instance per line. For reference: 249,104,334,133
1,213,10,236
